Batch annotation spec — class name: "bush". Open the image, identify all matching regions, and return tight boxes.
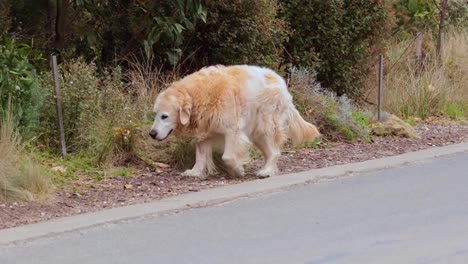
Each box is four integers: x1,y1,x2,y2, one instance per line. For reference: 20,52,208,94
39,59,138,163
288,68,372,141
447,0,468,30
185,0,287,69
280,0,396,98
0,37,46,138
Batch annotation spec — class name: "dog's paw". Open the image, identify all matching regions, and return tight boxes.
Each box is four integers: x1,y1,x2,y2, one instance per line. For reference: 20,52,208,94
226,166,245,178
256,167,278,178
182,169,204,177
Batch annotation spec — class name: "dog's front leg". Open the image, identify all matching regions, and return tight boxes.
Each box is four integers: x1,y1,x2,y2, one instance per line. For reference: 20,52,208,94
222,133,248,178
182,141,210,177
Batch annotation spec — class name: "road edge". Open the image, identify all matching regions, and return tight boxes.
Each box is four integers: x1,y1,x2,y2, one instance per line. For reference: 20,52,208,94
1,142,468,245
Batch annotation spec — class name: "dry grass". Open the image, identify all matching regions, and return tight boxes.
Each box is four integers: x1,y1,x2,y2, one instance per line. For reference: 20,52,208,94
125,56,180,122
0,110,52,201
121,58,210,170
370,30,468,119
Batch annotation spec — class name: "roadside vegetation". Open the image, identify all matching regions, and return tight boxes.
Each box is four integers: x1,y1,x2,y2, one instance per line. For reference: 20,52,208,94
382,30,468,119
0,0,467,200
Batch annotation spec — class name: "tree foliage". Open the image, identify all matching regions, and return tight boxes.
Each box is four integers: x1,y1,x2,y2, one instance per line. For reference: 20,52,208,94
281,0,396,97
394,0,439,32
2,0,405,99
184,0,287,69
0,38,46,138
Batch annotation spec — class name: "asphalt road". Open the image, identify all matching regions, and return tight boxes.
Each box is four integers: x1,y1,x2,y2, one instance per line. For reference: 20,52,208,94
1,152,468,264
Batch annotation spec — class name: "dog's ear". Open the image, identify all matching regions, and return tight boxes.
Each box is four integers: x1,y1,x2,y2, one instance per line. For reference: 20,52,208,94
179,103,191,125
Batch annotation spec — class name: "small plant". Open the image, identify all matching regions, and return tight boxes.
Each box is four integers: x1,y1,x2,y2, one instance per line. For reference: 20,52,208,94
39,59,140,166
288,68,371,142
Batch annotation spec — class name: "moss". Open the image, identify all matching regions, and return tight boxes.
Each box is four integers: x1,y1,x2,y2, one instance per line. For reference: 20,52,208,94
371,115,420,139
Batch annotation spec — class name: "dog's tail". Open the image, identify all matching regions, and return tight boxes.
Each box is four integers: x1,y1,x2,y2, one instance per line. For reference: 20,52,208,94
287,108,320,146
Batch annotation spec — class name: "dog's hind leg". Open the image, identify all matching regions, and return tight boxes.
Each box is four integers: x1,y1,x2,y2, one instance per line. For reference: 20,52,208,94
253,135,281,177
222,133,249,178
182,139,213,177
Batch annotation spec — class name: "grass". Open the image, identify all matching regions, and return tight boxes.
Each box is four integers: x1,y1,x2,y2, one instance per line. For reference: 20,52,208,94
125,55,180,123
300,137,324,149
112,167,136,177
373,30,468,120
443,102,466,120
0,110,53,201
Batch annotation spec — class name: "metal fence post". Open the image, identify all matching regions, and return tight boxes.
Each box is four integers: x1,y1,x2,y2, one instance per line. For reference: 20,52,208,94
51,55,67,156
378,54,384,121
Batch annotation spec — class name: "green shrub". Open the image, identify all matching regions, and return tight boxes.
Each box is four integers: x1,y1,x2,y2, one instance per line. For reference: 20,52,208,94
280,0,396,98
0,37,46,138
185,0,287,69
39,59,138,163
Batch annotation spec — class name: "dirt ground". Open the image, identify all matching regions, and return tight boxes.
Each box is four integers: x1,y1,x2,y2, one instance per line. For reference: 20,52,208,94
1,123,467,230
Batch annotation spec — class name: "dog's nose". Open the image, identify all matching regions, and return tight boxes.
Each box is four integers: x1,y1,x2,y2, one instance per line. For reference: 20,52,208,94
149,130,158,139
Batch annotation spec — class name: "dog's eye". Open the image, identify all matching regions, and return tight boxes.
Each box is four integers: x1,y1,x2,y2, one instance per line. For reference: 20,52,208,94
161,114,168,120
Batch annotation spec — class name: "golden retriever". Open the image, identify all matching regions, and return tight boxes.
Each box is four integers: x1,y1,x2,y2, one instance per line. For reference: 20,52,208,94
149,65,320,177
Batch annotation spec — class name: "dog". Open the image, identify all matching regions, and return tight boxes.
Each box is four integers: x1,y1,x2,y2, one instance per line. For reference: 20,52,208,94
149,65,320,177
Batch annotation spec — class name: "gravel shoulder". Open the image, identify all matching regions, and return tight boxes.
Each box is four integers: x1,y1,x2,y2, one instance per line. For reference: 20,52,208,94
1,123,467,230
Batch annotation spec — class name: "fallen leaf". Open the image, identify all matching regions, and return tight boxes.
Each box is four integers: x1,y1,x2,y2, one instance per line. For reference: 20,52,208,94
124,184,133,189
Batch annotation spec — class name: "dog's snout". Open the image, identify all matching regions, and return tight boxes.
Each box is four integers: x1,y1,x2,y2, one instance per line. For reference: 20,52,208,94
149,130,158,139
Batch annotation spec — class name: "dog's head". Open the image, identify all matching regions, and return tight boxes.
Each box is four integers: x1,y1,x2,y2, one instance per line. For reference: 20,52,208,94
149,88,192,141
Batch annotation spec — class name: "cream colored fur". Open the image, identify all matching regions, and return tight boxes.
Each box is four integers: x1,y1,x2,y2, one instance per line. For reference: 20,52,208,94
150,65,320,177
